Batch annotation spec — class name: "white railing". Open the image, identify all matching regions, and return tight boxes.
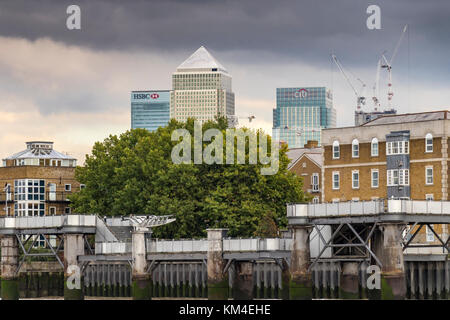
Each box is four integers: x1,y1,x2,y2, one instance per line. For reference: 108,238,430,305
95,241,131,255
0,215,96,229
388,200,450,215
149,239,208,253
95,238,293,255
287,200,385,218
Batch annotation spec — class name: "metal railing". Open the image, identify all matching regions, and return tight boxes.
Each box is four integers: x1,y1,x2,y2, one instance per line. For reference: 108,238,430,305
46,191,72,202
287,200,385,218
288,199,450,218
94,238,293,255
0,215,96,229
388,200,450,215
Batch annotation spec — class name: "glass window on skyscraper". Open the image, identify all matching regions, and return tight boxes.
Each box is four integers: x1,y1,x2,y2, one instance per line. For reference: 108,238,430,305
272,87,336,148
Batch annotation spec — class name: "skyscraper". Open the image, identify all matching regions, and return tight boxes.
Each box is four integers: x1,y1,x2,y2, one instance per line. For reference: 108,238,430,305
131,90,170,131
170,46,235,123
272,87,336,148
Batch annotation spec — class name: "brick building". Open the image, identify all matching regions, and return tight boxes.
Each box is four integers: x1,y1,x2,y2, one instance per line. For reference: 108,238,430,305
321,111,450,244
0,141,80,219
287,140,322,203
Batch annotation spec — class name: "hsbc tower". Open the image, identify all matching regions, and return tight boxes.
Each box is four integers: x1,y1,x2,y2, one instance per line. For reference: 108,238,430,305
131,90,171,131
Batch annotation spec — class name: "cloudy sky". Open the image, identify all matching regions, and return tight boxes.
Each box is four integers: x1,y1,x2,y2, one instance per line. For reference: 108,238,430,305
0,0,449,163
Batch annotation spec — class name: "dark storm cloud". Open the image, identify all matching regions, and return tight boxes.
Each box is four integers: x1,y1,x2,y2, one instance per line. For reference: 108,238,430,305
1,0,449,69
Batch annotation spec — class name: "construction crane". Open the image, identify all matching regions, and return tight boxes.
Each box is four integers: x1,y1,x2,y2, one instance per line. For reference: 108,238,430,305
331,54,367,111
372,57,382,111
226,114,255,127
381,24,408,108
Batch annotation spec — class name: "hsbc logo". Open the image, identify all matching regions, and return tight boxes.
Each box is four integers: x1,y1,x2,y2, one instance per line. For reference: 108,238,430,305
294,89,308,98
133,93,160,100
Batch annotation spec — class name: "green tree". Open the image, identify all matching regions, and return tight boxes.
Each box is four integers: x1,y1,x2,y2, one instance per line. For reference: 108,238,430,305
69,117,307,238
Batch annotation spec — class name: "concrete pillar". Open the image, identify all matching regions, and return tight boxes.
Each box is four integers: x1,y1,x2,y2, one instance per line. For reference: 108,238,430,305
64,234,85,300
289,226,313,299
207,229,228,300
372,224,406,300
232,261,254,300
339,262,359,299
131,230,152,300
1,235,19,300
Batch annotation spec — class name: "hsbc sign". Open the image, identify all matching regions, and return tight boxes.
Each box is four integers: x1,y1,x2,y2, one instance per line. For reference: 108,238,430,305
133,93,160,100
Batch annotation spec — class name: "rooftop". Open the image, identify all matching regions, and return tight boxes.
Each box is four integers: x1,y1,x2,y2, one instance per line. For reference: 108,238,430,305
176,46,228,73
286,147,323,169
362,110,450,126
4,141,76,161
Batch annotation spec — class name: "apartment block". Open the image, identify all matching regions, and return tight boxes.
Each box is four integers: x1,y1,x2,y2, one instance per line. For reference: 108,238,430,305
321,111,450,243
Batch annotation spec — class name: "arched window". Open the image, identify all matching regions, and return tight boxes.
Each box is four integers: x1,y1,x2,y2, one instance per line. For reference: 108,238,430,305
371,137,379,156
332,140,340,159
352,139,359,158
425,133,433,152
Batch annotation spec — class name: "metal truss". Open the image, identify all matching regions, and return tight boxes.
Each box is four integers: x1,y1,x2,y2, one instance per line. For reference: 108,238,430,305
402,223,450,253
124,215,176,232
309,222,382,270
15,234,64,275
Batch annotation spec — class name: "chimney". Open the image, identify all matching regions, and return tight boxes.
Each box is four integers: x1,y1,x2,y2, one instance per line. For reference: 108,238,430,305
304,140,318,149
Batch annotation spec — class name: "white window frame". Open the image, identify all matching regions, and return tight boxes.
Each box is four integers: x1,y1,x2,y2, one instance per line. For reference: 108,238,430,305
425,194,434,201
352,170,359,189
386,141,410,155
371,169,379,188
65,207,71,214
65,184,71,192
399,169,409,186
332,171,340,190
49,206,56,216
311,173,319,192
312,197,319,204
425,133,433,153
426,166,433,185
371,138,379,157
332,141,340,159
352,139,359,158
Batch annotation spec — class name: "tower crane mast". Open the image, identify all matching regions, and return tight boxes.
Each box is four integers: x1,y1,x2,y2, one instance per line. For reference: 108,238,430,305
331,54,366,111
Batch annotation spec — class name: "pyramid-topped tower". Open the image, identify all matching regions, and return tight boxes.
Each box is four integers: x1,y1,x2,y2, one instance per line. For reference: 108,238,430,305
176,46,228,73
170,46,235,124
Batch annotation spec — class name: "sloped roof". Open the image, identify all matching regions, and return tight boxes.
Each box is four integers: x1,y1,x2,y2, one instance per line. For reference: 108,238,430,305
286,147,323,169
176,46,227,72
4,142,76,161
362,110,450,126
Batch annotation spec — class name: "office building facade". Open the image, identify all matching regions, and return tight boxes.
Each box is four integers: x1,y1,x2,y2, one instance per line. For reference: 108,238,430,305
131,90,170,131
170,46,235,123
272,87,336,148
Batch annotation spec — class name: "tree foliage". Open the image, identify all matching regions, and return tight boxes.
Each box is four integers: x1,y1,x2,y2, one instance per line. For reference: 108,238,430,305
69,117,308,238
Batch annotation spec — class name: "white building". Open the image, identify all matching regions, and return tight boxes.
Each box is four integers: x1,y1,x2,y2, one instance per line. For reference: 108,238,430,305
170,46,235,123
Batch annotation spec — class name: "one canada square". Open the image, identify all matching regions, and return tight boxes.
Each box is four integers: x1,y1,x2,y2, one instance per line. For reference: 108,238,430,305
170,46,235,123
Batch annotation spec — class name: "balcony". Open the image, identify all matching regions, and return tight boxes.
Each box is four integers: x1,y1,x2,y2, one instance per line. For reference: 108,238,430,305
45,191,72,202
